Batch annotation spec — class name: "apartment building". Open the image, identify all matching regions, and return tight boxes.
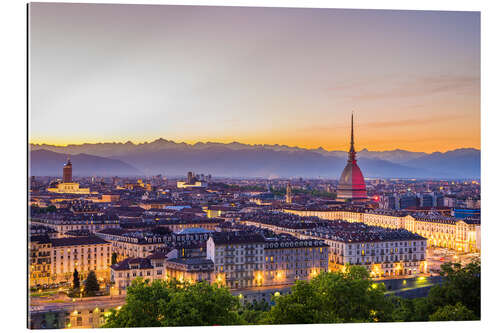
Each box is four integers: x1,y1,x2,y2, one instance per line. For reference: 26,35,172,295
95,229,166,261
262,235,329,286
29,235,52,287
30,213,120,237
285,208,480,253
302,226,427,277
207,233,266,289
50,236,111,283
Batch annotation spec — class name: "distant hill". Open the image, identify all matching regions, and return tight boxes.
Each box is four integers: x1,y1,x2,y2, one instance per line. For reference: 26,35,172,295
29,149,141,177
29,140,480,179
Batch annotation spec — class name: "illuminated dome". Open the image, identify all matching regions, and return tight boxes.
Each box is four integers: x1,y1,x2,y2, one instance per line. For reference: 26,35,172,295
337,114,367,201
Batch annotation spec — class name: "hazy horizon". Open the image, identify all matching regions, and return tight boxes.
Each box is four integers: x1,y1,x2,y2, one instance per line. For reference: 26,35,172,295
30,137,480,154
30,3,480,153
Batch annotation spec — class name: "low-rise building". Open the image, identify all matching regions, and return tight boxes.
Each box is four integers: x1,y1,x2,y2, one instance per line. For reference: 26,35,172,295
164,257,215,284
110,257,164,295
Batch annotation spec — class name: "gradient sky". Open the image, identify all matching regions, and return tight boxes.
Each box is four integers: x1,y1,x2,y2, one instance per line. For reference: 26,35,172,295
29,3,480,153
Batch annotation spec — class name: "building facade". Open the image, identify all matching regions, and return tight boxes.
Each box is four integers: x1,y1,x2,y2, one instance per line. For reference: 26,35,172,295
30,214,120,237
29,235,52,287
110,257,165,295
95,229,166,261
207,233,266,289
284,208,480,253
50,236,111,284
262,237,329,286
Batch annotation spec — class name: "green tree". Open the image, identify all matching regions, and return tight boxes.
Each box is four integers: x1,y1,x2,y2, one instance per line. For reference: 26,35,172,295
72,269,80,290
239,300,270,325
111,253,118,265
158,280,242,326
392,260,481,322
391,297,434,322
427,260,480,318
103,279,173,328
83,271,100,297
429,303,478,321
103,278,242,328
263,265,394,324
68,269,80,298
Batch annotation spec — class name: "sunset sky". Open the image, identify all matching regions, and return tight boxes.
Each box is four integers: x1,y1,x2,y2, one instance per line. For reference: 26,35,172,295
29,3,480,153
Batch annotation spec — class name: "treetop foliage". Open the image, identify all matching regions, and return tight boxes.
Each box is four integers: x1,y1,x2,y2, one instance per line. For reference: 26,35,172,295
103,261,480,327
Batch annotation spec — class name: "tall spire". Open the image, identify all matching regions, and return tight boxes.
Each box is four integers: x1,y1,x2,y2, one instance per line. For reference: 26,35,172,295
348,112,357,163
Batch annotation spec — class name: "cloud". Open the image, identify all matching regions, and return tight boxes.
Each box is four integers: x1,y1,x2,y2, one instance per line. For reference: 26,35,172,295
300,113,470,133
364,114,469,129
347,75,479,101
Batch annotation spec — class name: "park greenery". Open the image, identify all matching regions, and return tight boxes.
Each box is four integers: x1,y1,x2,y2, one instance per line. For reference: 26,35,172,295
210,183,336,199
30,205,57,213
103,261,480,327
68,269,101,297
271,187,337,200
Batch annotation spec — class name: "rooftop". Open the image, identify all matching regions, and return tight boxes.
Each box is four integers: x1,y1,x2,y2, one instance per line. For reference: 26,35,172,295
111,257,153,271
175,227,213,235
51,236,109,247
211,232,266,245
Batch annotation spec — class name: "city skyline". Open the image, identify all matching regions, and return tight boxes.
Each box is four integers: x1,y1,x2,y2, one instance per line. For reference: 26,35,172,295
29,3,480,153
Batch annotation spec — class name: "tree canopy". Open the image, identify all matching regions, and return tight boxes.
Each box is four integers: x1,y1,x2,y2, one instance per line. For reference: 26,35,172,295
391,260,480,322
427,260,480,317
429,303,478,321
103,279,242,327
83,271,100,297
102,261,480,327
263,265,393,324
72,269,80,291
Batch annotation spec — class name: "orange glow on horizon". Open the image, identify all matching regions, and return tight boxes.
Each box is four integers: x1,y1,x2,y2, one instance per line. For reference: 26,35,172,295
29,136,480,154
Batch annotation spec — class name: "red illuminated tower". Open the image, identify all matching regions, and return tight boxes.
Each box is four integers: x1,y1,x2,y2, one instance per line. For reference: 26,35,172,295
63,157,72,183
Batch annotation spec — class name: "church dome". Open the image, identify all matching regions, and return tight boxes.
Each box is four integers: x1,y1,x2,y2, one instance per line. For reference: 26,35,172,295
337,114,367,201
337,162,367,200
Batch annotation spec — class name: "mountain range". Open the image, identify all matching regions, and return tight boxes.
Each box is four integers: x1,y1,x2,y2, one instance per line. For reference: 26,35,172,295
30,149,140,177
30,139,480,179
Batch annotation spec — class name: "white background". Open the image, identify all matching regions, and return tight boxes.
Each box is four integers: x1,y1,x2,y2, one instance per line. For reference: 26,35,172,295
0,0,498,332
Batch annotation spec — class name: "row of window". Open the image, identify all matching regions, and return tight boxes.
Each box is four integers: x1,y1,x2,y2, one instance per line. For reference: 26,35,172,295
265,254,328,262
346,253,425,264
348,241,425,249
116,269,163,278
53,247,109,254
